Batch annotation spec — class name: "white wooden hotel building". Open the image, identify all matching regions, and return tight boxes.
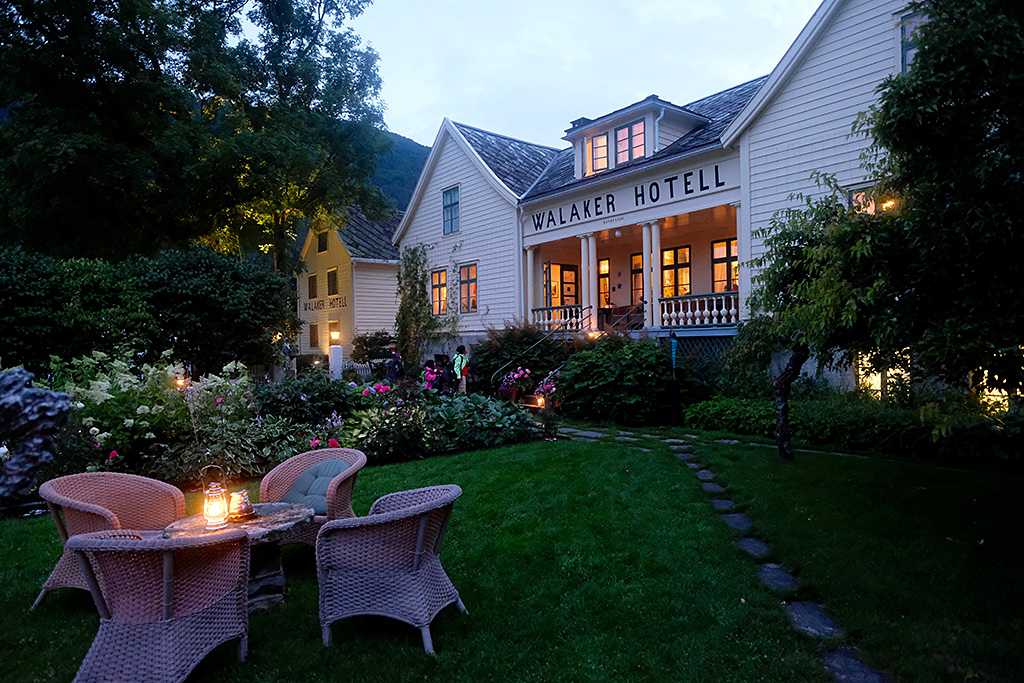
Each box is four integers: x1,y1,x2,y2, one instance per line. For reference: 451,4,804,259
392,0,917,357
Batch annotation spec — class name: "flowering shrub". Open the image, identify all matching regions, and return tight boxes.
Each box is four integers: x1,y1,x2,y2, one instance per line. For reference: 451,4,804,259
499,366,533,398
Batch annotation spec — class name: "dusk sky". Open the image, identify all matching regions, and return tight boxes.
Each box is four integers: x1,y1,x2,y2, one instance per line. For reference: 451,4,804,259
348,0,825,149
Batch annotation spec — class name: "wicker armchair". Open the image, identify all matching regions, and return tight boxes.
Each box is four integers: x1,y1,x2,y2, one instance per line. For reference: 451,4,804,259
316,485,467,654
67,528,250,683
259,448,367,546
33,472,187,609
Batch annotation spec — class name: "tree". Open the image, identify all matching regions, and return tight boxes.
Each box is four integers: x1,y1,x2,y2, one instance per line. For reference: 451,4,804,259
740,179,895,461
394,245,456,370
129,246,300,375
0,0,391,268
860,0,1024,394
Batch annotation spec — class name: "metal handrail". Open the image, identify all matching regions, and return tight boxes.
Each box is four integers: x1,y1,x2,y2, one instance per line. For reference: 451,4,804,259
490,305,594,387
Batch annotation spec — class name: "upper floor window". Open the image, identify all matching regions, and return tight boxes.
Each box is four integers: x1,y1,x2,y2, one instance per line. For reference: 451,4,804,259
901,11,924,73
661,246,691,298
317,232,328,253
712,239,739,293
327,268,338,296
615,120,645,165
431,268,447,315
585,133,608,176
460,263,478,313
442,186,460,235
308,273,318,300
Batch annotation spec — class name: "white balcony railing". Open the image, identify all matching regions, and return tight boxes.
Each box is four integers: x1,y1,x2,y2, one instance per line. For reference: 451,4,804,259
531,305,586,332
660,292,739,327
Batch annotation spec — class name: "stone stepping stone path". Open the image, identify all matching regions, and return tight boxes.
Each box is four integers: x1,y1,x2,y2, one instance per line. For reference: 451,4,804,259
671,439,888,683
786,602,845,638
735,538,770,559
720,513,753,532
615,436,639,442
823,649,890,683
757,563,799,591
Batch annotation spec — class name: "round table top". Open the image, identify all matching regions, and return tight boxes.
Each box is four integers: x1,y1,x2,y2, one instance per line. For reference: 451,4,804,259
163,502,315,544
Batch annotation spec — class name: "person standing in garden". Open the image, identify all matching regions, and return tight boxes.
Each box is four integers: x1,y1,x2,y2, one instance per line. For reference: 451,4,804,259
453,345,469,394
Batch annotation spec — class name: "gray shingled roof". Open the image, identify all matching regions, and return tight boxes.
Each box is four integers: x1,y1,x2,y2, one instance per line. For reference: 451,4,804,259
452,122,560,197
337,207,402,261
522,76,768,202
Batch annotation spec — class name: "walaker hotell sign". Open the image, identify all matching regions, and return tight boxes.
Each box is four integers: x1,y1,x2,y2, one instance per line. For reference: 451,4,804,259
528,161,734,232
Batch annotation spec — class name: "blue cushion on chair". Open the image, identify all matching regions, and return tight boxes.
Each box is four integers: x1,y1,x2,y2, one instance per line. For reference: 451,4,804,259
280,459,350,516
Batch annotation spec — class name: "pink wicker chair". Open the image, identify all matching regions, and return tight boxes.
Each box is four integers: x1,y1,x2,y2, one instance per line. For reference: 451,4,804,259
259,448,367,546
67,528,250,683
33,472,187,609
316,485,466,654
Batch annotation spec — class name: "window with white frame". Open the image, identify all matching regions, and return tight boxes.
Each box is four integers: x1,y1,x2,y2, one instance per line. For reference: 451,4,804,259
900,11,924,73
615,120,645,165
327,268,338,296
459,263,477,313
431,268,447,315
585,133,608,176
442,186,460,235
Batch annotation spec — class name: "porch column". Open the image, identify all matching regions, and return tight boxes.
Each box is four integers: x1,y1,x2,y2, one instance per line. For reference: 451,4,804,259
650,219,662,328
587,233,598,330
526,246,536,323
579,235,591,328
641,222,653,327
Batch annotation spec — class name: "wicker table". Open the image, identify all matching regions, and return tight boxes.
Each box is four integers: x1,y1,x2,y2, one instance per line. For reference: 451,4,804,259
164,502,314,611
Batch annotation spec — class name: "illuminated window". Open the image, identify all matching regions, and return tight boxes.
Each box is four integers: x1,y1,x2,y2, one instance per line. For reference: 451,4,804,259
615,120,645,165
431,268,447,315
327,268,338,296
712,239,739,293
598,259,610,307
317,232,328,253
308,274,318,300
901,12,924,73
630,253,644,306
309,323,319,349
586,134,608,176
460,263,477,313
328,321,341,345
442,186,460,235
661,246,691,298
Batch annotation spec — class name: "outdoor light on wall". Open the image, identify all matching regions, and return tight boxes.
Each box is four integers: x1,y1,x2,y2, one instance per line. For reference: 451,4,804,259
201,464,229,530
614,229,622,238
330,330,341,343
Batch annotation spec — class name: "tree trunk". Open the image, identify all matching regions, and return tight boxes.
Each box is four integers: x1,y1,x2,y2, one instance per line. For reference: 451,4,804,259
772,343,809,463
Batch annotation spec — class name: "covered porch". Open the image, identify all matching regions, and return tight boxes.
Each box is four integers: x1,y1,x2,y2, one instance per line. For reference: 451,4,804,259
524,204,740,334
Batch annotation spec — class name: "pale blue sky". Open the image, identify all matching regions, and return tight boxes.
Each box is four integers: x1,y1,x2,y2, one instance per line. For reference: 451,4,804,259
349,0,824,148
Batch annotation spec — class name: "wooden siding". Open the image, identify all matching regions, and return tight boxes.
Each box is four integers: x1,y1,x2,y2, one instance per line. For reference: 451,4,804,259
398,132,520,338
744,0,905,266
353,262,399,335
297,229,354,357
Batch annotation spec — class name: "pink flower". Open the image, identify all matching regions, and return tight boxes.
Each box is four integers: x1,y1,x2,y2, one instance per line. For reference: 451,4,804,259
93,443,100,449
310,438,320,448
216,397,224,404
380,385,390,393
328,438,339,448
363,389,370,396
109,450,118,460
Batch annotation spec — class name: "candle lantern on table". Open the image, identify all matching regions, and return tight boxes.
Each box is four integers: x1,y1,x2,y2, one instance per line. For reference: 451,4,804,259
201,464,229,530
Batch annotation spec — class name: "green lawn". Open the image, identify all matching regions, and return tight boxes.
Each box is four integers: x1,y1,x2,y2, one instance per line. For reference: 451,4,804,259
1,433,1020,682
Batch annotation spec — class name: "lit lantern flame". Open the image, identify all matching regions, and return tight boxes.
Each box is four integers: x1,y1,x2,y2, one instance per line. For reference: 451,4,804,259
201,465,229,530
175,377,186,389
537,396,546,408
330,330,341,341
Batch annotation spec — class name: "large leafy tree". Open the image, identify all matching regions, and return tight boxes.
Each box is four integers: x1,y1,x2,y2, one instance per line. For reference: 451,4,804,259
861,0,1024,393
0,0,391,269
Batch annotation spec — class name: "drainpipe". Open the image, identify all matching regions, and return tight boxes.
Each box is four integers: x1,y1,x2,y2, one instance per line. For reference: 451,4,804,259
517,204,525,319
653,106,666,153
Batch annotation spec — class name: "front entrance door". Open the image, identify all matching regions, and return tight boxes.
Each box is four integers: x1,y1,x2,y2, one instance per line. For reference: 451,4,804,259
543,262,579,307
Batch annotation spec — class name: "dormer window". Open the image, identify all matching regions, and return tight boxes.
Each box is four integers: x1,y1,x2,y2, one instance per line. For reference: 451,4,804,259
615,120,645,164
585,133,608,176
